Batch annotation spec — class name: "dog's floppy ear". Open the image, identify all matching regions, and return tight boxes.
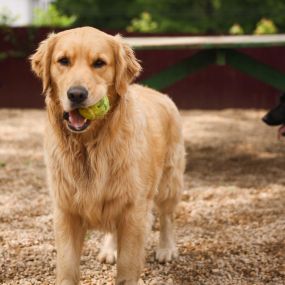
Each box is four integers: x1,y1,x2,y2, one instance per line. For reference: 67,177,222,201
30,33,56,94
114,35,142,96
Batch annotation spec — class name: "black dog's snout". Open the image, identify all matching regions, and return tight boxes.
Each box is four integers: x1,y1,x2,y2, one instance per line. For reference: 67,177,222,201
67,86,88,104
262,113,279,126
262,114,270,125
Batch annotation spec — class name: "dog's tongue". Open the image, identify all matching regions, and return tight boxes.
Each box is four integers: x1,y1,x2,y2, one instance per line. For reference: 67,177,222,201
278,124,285,140
69,110,86,129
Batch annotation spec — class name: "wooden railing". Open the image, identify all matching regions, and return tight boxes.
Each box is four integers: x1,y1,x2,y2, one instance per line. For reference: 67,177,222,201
126,35,285,92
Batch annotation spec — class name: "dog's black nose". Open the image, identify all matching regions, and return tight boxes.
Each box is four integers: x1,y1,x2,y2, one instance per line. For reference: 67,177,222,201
67,86,88,104
262,114,270,125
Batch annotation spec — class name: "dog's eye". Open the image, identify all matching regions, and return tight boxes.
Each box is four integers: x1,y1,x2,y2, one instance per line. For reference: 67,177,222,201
92,59,106,68
58,57,70,66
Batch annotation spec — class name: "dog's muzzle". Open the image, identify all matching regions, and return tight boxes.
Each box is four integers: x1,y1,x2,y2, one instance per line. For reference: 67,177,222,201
63,110,91,133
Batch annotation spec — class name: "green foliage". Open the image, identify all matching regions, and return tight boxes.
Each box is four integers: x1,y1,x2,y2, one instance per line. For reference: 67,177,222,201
0,7,18,26
133,0,221,33
54,0,140,29
53,0,285,34
254,18,278,35
32,4,76,27
229,24,244,35
127,12,158,33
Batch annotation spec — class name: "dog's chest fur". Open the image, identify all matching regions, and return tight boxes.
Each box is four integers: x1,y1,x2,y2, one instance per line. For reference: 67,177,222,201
45,120,160,230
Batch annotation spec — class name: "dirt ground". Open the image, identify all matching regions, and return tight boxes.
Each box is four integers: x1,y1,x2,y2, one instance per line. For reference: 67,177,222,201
0,109,284,285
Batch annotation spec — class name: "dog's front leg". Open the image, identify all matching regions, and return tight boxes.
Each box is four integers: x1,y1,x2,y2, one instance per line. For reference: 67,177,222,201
54,208,86,285
116,211,146,285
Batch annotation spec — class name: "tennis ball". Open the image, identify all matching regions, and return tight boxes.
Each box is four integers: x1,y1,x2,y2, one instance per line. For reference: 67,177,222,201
79,96,110,120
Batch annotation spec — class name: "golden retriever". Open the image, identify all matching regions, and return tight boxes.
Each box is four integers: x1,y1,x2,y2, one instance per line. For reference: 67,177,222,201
30,27,185,285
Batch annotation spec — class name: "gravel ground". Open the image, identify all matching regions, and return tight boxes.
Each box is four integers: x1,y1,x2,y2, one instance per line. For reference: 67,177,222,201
0,109,284,285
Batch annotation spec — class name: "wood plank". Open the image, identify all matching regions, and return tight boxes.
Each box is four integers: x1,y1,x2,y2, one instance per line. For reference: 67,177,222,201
226,49,285,91
125,34,285,50
141,50,215,90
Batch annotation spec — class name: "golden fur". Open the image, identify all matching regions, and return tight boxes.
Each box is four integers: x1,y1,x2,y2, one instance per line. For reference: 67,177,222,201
30,27,185,285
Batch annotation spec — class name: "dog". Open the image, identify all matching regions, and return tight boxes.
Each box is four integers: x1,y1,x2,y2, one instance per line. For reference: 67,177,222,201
262,93,285,138
30,27,185,285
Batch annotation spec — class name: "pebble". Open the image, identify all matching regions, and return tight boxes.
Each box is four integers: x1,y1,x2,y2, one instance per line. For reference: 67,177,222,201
1,110,285,285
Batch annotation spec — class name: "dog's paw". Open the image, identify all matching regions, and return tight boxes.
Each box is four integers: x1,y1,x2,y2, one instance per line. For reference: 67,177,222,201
97,248,117,264
155,246,178,263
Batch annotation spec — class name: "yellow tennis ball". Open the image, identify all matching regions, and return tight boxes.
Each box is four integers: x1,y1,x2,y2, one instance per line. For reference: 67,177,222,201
79,96,110,120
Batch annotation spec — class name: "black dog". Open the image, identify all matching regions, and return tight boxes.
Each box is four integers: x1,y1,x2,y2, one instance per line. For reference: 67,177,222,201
262,93,285,137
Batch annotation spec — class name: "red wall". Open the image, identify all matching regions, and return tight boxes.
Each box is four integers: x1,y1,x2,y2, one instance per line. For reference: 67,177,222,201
0,28,283,109
136,48,283,109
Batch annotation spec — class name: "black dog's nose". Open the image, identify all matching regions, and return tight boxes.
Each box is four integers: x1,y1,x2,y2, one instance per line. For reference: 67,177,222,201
262,114,270,125
67,86,88,104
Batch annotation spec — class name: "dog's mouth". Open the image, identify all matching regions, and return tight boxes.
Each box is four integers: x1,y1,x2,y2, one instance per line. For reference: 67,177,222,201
278,124,285,139
63,110,91,133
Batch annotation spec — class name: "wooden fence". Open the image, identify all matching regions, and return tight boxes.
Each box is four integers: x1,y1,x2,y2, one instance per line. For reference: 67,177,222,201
1,28,285,109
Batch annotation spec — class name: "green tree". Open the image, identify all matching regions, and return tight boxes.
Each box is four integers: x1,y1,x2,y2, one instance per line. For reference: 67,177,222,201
137,0,285,33
135,0,223,33
229,24,244,35
127,12,158,33
54,0,140,29
54,0,285,34
32,4,76,27
211,0,285,33
254,18,278,35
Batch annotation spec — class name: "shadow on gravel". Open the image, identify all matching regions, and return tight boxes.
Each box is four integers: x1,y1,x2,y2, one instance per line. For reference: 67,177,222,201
185,144,285,188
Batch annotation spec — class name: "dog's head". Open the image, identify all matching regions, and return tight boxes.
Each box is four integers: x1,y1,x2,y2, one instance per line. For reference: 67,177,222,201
262,93,285,137
30,27,141,133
